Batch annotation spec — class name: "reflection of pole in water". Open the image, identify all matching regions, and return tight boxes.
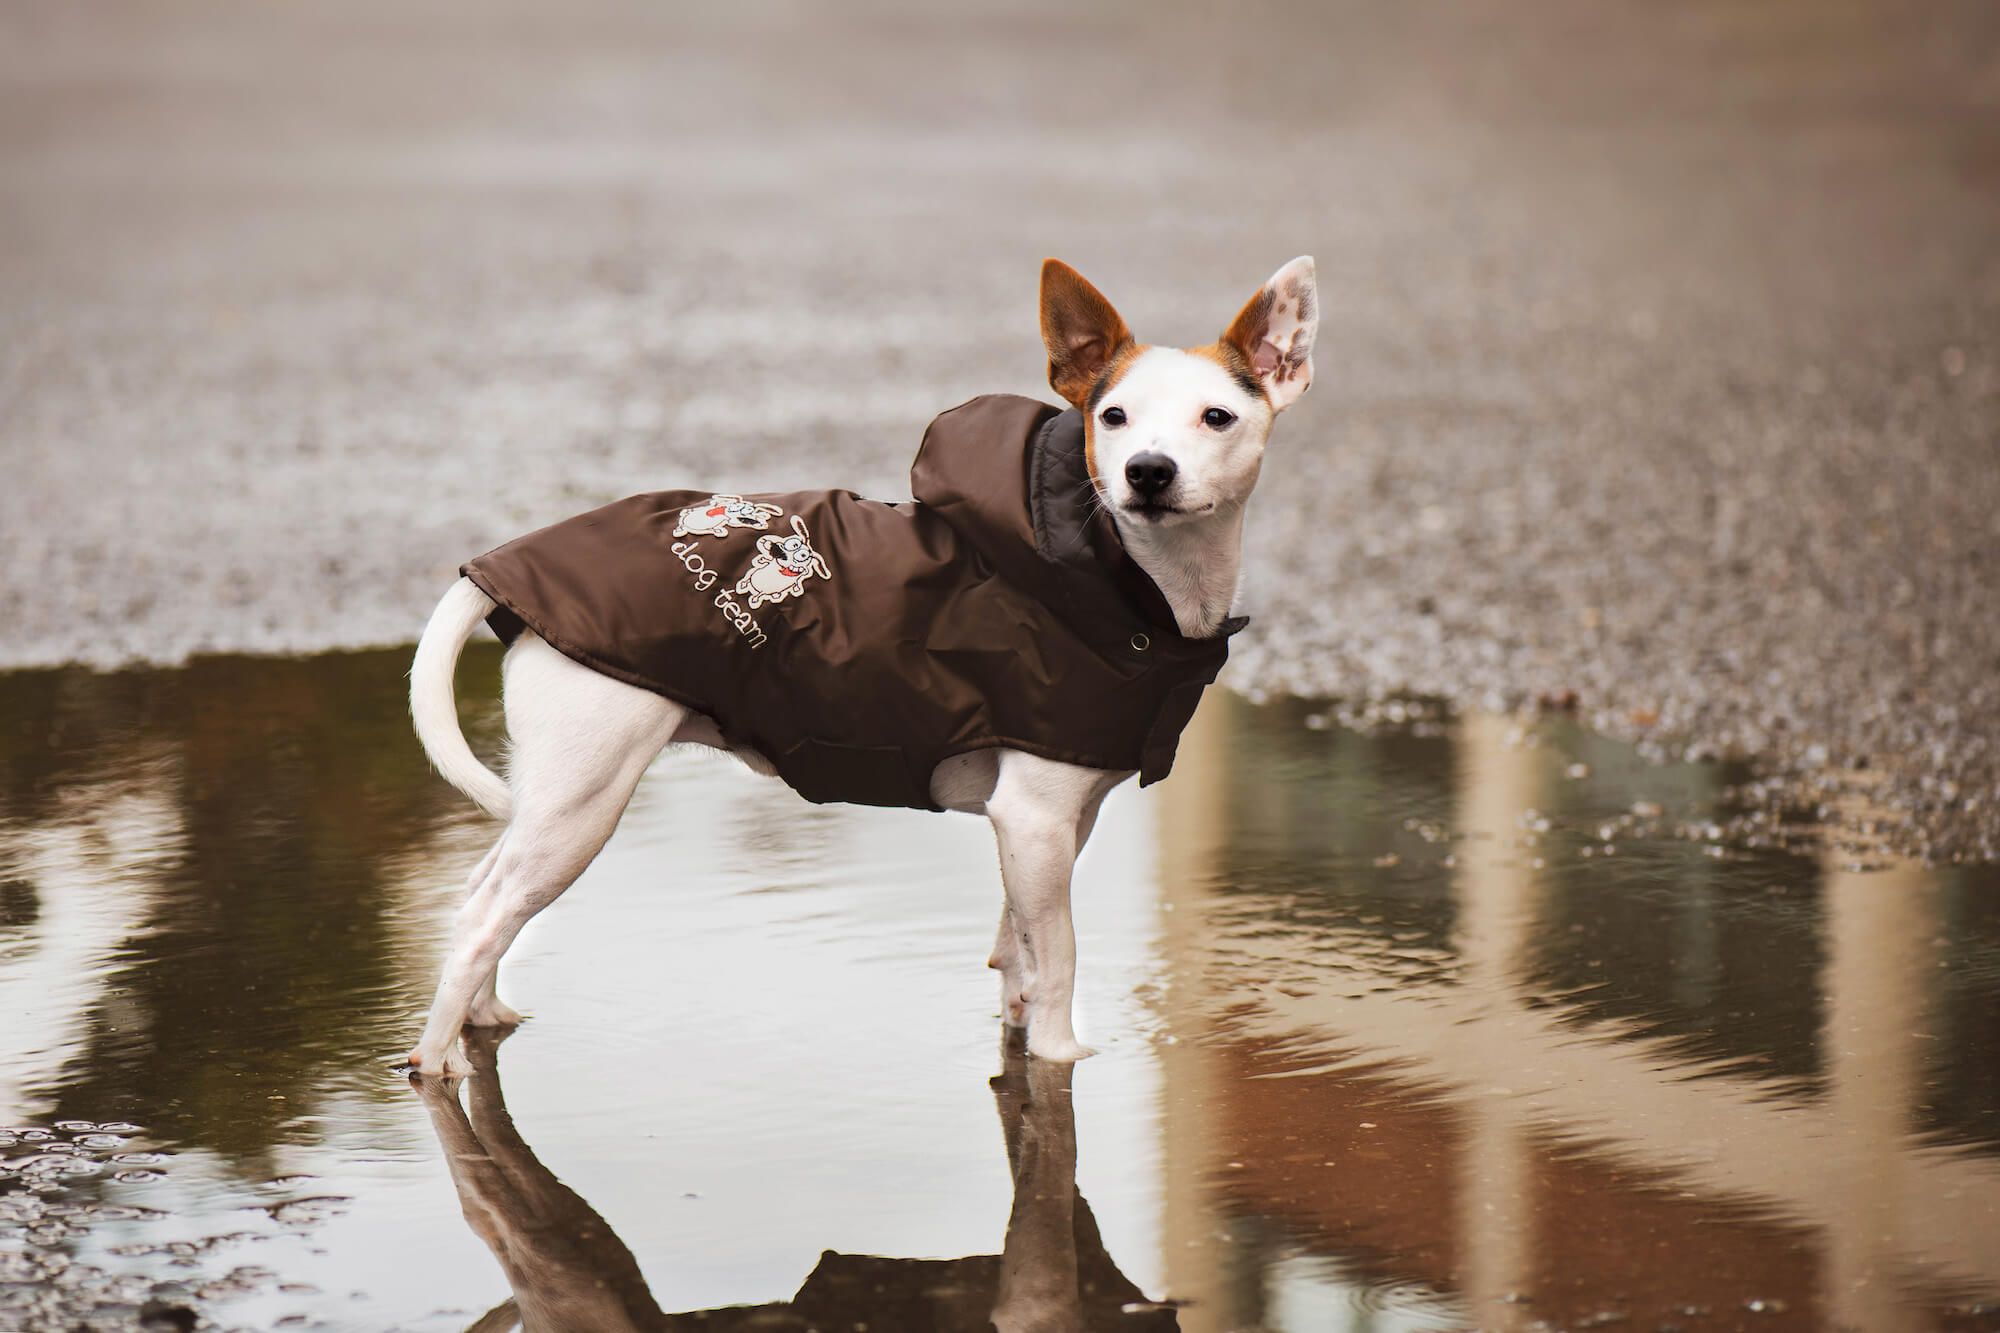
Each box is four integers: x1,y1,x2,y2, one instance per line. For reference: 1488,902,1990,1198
1143,692,2000,1328
1450,712,1545,1333
0,782,177,1126
1451,714,1544,991
1819,857,1938,1333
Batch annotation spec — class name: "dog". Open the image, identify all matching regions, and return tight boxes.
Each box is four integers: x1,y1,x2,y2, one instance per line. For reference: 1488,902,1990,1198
405,257,1317,1077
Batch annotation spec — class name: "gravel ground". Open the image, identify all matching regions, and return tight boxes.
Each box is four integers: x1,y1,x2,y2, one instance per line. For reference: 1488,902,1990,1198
4,0,1997,857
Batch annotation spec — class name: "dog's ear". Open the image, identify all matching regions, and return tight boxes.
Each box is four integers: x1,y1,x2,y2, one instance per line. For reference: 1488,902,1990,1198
1040,260,1135,410
1221,256,1317,412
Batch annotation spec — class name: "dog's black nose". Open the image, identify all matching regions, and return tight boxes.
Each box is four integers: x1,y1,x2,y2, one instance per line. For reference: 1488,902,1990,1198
1124,452,1177,497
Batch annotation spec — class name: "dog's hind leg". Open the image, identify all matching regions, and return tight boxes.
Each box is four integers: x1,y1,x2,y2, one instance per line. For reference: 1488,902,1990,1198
456,834,521,1028
409,636,682,1078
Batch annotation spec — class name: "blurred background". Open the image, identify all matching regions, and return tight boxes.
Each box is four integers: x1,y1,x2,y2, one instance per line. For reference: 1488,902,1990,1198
3,0,1998,852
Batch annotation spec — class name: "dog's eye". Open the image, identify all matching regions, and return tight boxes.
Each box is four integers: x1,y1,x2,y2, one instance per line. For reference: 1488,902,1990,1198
1202,407,1236,430
1100,406,1126,428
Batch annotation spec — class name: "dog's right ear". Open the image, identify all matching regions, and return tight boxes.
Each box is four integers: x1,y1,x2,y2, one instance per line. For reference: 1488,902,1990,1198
1221,256,1317,412
1040,260,1135,410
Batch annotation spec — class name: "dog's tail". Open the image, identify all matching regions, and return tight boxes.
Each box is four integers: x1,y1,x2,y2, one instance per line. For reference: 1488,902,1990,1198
410,578,512,821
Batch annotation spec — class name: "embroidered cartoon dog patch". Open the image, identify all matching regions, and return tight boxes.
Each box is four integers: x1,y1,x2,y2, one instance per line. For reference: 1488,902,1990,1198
736,514,831,608
673,494,784,539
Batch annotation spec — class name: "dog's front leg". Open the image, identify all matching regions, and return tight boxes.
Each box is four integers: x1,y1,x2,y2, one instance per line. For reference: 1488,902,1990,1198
988,780,1114,1030
986,754,1124,1061
990,811,1088,1060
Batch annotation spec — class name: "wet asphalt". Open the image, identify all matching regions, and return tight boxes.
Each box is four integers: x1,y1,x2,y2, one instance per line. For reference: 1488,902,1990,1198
3,0,1997,857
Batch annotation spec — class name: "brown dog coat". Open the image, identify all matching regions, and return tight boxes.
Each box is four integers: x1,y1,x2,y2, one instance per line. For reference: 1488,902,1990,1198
463,394,1242,810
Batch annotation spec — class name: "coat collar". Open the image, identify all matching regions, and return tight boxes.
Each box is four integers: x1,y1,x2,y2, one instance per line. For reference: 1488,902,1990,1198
1028,407,1251,642
912,394,1245,666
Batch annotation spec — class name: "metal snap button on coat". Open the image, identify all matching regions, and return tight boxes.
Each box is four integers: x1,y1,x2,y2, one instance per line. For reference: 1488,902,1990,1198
1131,633,1151,652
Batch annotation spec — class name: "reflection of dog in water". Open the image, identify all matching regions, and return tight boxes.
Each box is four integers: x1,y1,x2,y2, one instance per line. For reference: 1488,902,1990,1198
415,1032,1178,1331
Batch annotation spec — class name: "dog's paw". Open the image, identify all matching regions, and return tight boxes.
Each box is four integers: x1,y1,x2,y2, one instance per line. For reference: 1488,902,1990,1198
464,999,522,1028
407,1045,475,1080
1026,1034,1096,1063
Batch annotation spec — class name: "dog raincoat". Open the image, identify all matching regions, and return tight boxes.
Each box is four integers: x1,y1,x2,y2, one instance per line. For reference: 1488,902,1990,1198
462,394,1244,810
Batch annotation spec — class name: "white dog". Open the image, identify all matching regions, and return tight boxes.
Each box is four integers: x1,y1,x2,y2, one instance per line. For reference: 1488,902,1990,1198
406,258,1317,1077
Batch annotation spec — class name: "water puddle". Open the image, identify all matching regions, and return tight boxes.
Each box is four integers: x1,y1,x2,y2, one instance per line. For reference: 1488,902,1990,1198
0,653,1995,1331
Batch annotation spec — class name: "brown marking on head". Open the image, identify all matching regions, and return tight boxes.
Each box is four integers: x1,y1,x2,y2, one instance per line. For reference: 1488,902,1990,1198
1187,341,1267,402
1079,340,1147,488
1040,259,1135,411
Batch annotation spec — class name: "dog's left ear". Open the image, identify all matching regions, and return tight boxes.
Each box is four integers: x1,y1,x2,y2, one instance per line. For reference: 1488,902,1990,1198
1221,256,1317,412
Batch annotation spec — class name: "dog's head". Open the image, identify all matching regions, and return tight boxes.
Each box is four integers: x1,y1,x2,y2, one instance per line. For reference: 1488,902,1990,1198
1039,257,1316,529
